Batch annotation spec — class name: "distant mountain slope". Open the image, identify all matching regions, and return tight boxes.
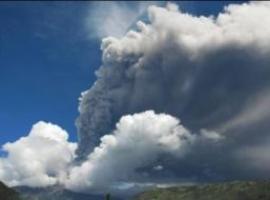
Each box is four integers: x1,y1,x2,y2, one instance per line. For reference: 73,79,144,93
15,185,121,200
0,181,20,200
135,181,270,200
15,186,102,200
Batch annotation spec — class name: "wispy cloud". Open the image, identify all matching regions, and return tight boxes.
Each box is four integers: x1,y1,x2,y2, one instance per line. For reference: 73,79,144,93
84,1,162,39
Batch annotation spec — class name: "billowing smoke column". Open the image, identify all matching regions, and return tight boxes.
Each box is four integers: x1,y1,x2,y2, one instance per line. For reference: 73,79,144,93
76,1,270,161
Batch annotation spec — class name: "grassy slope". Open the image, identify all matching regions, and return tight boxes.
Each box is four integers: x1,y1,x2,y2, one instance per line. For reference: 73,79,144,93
135,181,270,200
0,181,20,200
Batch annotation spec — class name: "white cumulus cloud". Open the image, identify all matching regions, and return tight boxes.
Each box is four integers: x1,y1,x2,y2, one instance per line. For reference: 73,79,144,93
66,110,196,193
0,121,77,187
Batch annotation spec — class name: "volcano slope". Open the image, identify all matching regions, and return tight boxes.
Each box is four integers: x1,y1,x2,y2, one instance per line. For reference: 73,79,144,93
0,181,20,200
135,181,270,200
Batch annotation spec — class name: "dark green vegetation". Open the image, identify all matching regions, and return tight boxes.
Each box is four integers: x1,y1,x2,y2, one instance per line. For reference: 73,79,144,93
135,181,270,200
106,193,111,200
0,181,20,200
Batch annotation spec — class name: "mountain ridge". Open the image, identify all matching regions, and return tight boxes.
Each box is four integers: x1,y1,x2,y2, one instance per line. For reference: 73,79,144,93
14,185,123,200
2,180,270,200
0,181,20,200
14,185,104,200
135,180,270,200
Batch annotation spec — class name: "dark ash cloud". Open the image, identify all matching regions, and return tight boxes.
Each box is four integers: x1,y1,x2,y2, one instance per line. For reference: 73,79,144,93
75,1,270,190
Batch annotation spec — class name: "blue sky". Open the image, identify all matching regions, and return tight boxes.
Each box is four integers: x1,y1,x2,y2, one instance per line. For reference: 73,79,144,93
0,1,245,144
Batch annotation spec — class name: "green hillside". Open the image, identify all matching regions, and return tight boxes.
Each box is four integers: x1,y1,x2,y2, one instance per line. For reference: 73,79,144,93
0,181,20,200
135,181,270,200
